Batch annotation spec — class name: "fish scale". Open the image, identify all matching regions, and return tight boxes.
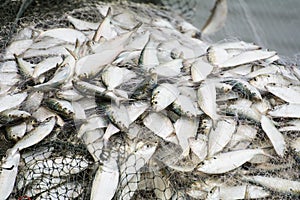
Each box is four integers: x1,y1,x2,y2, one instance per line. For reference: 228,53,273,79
0,1,299,199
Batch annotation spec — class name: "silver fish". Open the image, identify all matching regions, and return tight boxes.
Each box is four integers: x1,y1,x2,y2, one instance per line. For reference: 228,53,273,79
12,116,56,151
0,148,20,200
201,0,228,36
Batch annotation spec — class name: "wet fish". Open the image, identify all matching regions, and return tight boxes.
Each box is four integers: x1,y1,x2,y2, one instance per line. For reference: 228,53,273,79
260,115,286,157
151,83,180,112
201,0,228,36
198,149,265,174
91,158,119,200
243,176,300,195
197,81,219,125
0,148,20,200
11,116,56,151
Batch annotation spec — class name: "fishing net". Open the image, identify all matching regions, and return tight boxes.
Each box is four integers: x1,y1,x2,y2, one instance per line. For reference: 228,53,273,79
0,0,300,200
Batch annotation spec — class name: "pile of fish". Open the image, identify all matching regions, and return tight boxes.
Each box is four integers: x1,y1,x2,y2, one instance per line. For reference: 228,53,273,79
0,1,300,199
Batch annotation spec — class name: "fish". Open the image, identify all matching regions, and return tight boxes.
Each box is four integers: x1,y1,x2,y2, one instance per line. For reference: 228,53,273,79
197,149,265,174
101,65,136,90
201,0,228,36
188,135,208,162
266,83,300,103
242,176,300,195
11,116,56,151
3,39,33,60
5,122,27,141
0,148,20,200
197,81,219,125
268,103,300,118
151,83,180,112
93,7,117,41
152,59,183,77
38,28,87,44
105,104,130,131
139,35,159,72
32,56,63,79
260,115,286,157
33,63,72,91
171,94,198,118
143,112,174,142
90,158,119,200
0,92,27,113
67,15,99,31
208,118,236,157
174,117,199,156
219,185,270,199
190,57,214,82
43,98,75,118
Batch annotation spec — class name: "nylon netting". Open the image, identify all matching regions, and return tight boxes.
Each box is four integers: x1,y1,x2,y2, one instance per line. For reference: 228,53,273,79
0,0,300,200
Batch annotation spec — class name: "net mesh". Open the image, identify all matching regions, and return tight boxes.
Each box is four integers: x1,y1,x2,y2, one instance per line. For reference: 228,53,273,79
0,0,300,200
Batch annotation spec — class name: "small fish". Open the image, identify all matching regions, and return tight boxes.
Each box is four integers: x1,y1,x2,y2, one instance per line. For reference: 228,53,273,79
201,0,228,36
208,118,236,157
44,98,75,118
93,7,117,41
188,135,208,162
225,50,276,68
38,28,87,43
268,103,300,118
32,56,63,79
197,81,219,126
0,92,27,113
0,109,31,125
56,88,84,101
77,114,107,138
197,149,265,174
5,122,27,141
90,158,119,200
143,112,174,141
266,83,300,103
3,39,33,60
126,101,150,123
131,73,157,100
242,176,300,195
260,115,286,157
0,148,20,200
190,57,214,82
33,63,72,91
67,15,99,31
151,83,180,112
139,35,160,72
23,91,44,113
249,74,296,92
219,185,270,200
75,51,123,80
171,94,198,118
11,116,56,151
105,104,130,131
101,65,136,90
225,99,262,122
206,186,220,200
227,124,257,150
222,78,262,101
174,117,199,156
213,41,261,51
153,59,183,77
14,55,34,79
279,119,300,132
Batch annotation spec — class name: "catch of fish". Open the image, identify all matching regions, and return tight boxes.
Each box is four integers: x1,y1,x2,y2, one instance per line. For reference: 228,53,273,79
0,0,300,199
